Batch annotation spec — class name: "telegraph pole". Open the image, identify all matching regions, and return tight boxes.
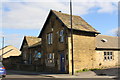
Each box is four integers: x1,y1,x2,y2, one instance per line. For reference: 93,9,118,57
70,0,74,75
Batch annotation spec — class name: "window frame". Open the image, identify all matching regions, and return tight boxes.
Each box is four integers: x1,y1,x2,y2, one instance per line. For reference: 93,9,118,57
47,32,53,45
47,53,54,64
59,29,64,42
104,52,113,61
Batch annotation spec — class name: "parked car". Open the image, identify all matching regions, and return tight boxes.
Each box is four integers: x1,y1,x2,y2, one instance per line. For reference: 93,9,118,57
0,62,6,78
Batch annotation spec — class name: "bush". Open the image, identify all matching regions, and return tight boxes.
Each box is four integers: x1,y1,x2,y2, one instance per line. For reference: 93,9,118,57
83,68,89,71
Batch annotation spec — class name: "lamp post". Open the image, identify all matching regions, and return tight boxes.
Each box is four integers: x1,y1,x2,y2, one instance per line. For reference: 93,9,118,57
70,0,74,75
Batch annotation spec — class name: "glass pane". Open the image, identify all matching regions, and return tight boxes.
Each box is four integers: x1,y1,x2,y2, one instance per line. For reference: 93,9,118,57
104,52,106,55
50,33,52,44
49,53,52,59
36,52,42,58
60,30,63,36
108,56,109,60
104,56,107,60
110,56,112,59
110,52,112,55
104,52,107,56
53,53,54,59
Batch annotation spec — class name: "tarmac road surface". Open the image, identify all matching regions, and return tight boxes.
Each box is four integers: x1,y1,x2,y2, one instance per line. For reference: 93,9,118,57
1,70,118,80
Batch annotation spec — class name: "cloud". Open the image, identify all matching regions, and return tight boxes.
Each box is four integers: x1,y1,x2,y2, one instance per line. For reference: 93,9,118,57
2,2,48,30
109,27,120,36
2,0,119,2
1,1,118,30
97,2,118,13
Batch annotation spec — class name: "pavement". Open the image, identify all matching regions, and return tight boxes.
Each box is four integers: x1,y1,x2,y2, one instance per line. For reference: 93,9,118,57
5,68,119,79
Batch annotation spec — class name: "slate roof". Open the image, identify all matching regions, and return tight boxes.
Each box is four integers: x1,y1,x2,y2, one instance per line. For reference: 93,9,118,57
28,41,41,48
96,35,119,49
52,10,100,33
39,10,100,37
25,36,41,47
20,36,41,50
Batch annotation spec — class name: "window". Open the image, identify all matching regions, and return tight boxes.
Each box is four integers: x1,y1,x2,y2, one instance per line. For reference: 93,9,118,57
59,30,64,42
23,51,27,59
47,33,53,44
33,51,42,60
47,53,54,63
24,53,27,58
104,52,113,61
36,52,42,58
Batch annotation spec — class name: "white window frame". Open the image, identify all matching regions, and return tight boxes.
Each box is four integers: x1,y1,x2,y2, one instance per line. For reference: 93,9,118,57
47,53,54,63
104,52,113,61
59,30,64,42
47,33,53,44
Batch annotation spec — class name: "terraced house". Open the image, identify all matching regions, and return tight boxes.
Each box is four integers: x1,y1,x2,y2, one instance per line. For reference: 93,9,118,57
20,10,119,73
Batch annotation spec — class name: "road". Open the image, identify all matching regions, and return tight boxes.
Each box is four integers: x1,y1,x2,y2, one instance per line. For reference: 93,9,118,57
1,70,118,80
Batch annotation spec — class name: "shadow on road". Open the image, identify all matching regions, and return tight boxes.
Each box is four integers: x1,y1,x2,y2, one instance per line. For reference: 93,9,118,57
92,67,119,76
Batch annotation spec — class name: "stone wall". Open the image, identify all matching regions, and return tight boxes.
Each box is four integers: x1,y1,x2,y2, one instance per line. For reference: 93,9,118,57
68,30,96,73
95,50,119,68
4,63,44,72
41,13,69,73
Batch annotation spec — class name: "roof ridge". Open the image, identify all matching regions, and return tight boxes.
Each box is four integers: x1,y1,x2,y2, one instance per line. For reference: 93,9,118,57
98,35,118,38
25,36,39,38
25,36,36,37
0,45,19,50
51,10,80,17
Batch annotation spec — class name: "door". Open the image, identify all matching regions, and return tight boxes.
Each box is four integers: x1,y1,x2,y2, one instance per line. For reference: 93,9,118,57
60,53,65,72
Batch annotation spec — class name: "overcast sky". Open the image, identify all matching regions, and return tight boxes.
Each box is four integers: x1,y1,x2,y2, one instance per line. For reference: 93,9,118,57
0,0,119,49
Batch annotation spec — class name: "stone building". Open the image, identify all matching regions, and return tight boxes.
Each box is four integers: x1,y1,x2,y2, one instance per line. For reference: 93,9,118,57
20,36,41,64
38,10,100,73
95,35,119,68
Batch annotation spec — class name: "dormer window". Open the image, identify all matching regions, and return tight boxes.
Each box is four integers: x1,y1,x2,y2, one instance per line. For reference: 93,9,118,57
59,30,64,42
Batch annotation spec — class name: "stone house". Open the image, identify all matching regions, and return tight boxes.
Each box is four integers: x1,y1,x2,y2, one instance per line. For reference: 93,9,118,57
38,10,100,73
20,36,41,64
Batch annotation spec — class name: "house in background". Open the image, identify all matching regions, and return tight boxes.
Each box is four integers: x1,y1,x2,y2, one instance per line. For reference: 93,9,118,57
0,45,21,66
0,45,21,59
95,35,119,68
20,36,41,65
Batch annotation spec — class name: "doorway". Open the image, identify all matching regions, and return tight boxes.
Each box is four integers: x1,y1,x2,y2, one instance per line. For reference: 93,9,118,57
60,53,65,72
